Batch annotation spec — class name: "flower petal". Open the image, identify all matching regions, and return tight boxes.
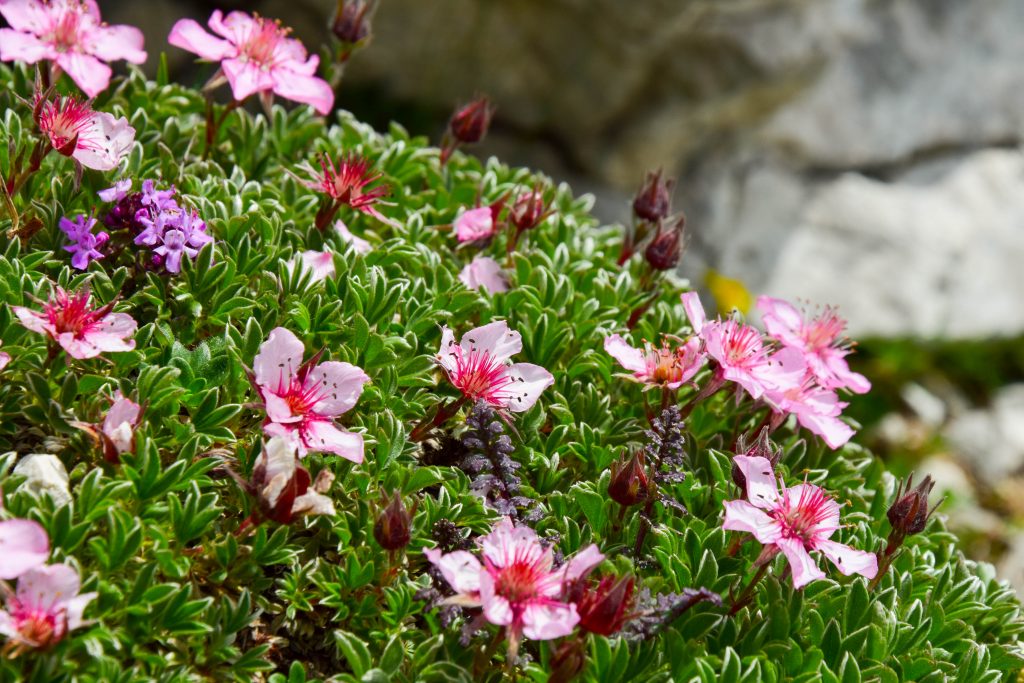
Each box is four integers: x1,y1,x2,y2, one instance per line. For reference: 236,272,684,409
424,548,482,596
222,57,273,101
0,519,49,580
254,327,305,394
271,67,334,115
88,23,146,63
56,51,111,98
63,591,97,631
681,291,706,335
478,572,514,626
435,326,458,374
521,601,579,640
300,420,363,463
167,17,234,61
503,363,554,412
757,296,805,347
815,539,878,580
0,27,54,62
460,320,522,363
722,500,782,544
73,112,135,171
562,544,604,583
0,0,50,33
776,536,825,589
291,490,336,517
16,563,80,612
306,361,370,417
603,334,646,374
731,455,779,509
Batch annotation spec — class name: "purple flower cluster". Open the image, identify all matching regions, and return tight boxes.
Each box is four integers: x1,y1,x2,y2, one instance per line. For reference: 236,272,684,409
98,179,213,273
59,215,109,270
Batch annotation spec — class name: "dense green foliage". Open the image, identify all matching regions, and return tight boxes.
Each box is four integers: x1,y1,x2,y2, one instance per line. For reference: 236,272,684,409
0,62,1022,682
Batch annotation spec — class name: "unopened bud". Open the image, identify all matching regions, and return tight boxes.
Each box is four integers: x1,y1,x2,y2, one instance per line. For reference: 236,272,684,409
374,490,412,550
448,96,494,145
331,0,372,49
548,637,587,683
509,186,549,233
575,574,635,636
644,214,685,271
887,474,939,537
608,450,649,507
632,169,674,223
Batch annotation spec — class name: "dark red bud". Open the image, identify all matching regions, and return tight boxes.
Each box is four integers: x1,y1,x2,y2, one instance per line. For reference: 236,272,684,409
331,0,372,47
608,451,649,507
632,169,674,223
548,637,588,683
374,490,411,550
448,97,494,145
643,214,685,271
576,575,635,636
509,186,549,233
887,474,938,536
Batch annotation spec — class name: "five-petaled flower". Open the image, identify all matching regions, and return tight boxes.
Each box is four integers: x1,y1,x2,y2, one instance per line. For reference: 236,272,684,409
723,455,878,588
763,378,854,450
435,321,553,412
101,393,141,462
425,517,604,655
13,288,136,360
253,327,370,462
604,333,704,389
459,256,509,294
0,563,97,653
59,214,108,270
0,0,146,97
168,10,333,114
36,94,135,171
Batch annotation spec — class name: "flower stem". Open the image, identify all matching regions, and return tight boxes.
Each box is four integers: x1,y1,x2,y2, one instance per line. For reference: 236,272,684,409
409,396,467,442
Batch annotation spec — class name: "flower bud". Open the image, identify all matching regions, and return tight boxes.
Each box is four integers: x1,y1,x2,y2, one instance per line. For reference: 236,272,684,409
509,186,549,233
644,214,685,271
374,490,412,550
548,637,587,683
887,474,939,537
632,169,674,223
448,96,494,145
252,437,335,524
575,574,635,636
732,427,782,496
331,0,372,51
608,450,649,507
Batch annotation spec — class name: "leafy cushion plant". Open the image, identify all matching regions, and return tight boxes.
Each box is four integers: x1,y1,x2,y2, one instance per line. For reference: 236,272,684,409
0,54,1022,683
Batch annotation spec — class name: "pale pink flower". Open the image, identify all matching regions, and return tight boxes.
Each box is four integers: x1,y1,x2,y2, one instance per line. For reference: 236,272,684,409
96,178,131,202
723,455,877,588
459,256,509,294
288,250,335,283
168,10,333,114
0,519,49,580
0,0,146,97
453,206,496,243
436,321,553,412
0,342,9,371
757,296,870,395
36,95,135,171
764,378,854,450
250,436,335,523
0,563,96,651
425,517,603,653
253,327,369,462
335,220,372,254
13,288,136,359
604,334,704,389
101,393,141,460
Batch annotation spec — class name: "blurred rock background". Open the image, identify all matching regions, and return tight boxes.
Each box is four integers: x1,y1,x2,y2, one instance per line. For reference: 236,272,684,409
96,0,1024,586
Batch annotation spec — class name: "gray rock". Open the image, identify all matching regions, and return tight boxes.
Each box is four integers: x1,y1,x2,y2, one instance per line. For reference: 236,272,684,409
945,384,1024,487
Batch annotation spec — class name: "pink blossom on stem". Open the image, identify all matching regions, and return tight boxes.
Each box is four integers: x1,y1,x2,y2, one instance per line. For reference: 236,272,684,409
425,517,603,654
0,519,49,580
0,0,146,97
36,94,135,171
167,10,333,114
764,378,855,450
253,327,369,461
459,256,509,294
0,343,9,371
757,296,870,394
335,220,372,254
13,288,136,359
604,334,704,389
453,206,497,243
435,321,553,412
0,563,96,652
101,393,141,461
723,455,877,588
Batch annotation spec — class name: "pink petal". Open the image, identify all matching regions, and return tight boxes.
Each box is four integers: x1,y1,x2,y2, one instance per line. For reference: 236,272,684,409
207,10,254,44
292,250,335,283
757,296,805,347
503,363,554,412
435,326,458,374
731,455,779,509
271,67,334,115
291,490,336,517
722,500,782,544
12,306,51,335
334,220,372,253
815,539,878,580
756,346,807,393
796,410,855,450
453,207,495,242
0,519,49,580
16,563,80,612
103,396,140,434
521,601,579,640
56,51,111,98
0,0,50,33
300,419,363,463
824,352,871,394
254,327,305,394
562,544,604,583
460,320,522,363
478,572,514,626
83,312,137,352
424,548,482,596
481,519,548,571
604,334,646,374
459,256,509,294
222,57,273,101
0,352,9,371
0,27,54,62
680,291,706,335
97,178,132,202
776,536,825,589
62,591,97,631
73,112,135,171
87,23,146,64
306,361,370,417
786,484,841,538
167,17,234,61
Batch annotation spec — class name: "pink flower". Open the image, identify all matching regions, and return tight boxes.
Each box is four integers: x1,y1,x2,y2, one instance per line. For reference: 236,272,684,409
36,94,135,171
250,436,336,523
335,220,372,254
604,334,704,389
681,291,804,400
288,250,335,283
0,0,146,97
0,342,10,371
436,321,553,412
13,288,136,359
97,178,131,202
101,393,141,461
306,153,390,225
0,519,49,580
723,455,877,588
253,327,369,462
454,206,496,243
459,256,509,294
757,296,870,395
0,563,96,652
168,10,333,114
425,518,603,652
764,379,855,450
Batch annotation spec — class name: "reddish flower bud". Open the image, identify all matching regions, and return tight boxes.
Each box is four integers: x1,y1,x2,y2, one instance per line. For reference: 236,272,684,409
732,427,782,496
632,169,674,223
887,474,939,537
374,490,412,550
331,0,372,49
448,96,494,145
644,214,685,271
608,450,649,507
548,637,587,683
575,575,635,636
509,185,550,233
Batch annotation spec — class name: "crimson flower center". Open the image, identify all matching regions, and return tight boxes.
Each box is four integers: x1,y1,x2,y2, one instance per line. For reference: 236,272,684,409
241,19,285,68
47,291,101,336
494,562,544,603
723,324,763,365
772,486,834,542
48,10,82,52
450,348,512,402
278,377,325,415
13,607,61,647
